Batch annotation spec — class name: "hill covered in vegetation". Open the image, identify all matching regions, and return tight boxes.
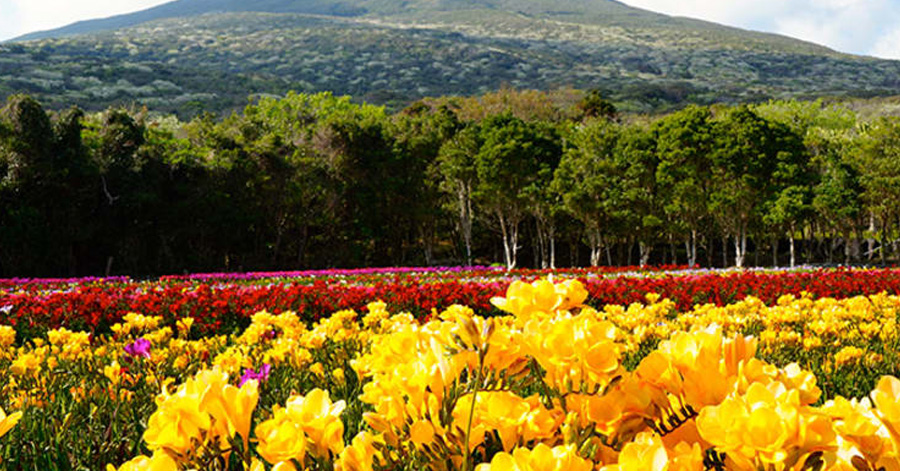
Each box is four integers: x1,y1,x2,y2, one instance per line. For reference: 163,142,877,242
3,0,900,116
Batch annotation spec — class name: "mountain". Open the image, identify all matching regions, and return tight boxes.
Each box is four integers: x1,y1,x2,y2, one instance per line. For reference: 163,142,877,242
3,0,900,116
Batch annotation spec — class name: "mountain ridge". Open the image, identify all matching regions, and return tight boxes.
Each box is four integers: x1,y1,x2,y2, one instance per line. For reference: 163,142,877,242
11,0,839,57
2,0,898,116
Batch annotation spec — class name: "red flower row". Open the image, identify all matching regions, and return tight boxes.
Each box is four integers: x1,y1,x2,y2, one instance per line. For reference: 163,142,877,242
1,267,899,337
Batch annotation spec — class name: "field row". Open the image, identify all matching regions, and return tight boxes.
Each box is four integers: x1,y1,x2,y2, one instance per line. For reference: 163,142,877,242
2,267,900,337
1,277,900,469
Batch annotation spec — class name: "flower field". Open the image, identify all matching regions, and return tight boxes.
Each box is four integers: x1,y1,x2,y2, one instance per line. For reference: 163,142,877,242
3,270,900,469
4,266,900,337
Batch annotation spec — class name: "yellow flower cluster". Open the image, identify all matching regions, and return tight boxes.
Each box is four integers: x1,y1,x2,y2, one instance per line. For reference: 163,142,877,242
4,278,900,470
111,371,352,470
347,279,900,471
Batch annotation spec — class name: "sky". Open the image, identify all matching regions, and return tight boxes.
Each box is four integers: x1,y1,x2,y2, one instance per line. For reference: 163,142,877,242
621,0,900,59
0,0,899,59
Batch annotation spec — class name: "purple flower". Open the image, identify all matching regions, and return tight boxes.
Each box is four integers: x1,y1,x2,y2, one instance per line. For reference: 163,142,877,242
124,338,151,359
239,363,272,386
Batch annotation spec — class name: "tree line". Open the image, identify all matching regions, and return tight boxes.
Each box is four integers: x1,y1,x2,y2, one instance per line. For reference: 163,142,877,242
1,89,898,276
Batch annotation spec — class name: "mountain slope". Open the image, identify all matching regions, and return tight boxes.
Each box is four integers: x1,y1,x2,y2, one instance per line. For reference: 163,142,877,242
13,0,694,40
3,0,899,116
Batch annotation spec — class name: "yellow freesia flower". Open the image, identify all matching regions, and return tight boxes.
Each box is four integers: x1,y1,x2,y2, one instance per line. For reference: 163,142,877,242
452,391,562,451
491,278,587,319
336,432,382,471
201,373,259,451
105,451,178,471
284,388,346,458
0,406,23,439
11,351,42,377
475,443,592,471
177,317,194,337
143,369,247,458
104,361,122,386
255,406,308,467
0,325,15,348
521,313,621,392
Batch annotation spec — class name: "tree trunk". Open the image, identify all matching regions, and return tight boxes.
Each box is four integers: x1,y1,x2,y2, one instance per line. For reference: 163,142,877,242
639,241,652,267
534,217,554,269
510,222,519,270
500,213,509,268
789,223,796,268
868,214,876,261
458,184,473,266
789,235,796,268
588,227,602,267
734,235,743,268
741,227,748,268
498,213,517,270
690,230,698,267
734,224,747,268
549,225,556,269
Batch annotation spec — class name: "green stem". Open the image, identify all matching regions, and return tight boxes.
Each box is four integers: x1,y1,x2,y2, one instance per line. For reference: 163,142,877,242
463,363,483,471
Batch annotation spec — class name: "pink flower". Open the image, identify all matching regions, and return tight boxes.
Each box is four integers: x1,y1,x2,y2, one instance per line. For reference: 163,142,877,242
124,338,151,359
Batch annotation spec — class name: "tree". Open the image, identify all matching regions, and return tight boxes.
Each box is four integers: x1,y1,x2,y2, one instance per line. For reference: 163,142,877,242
613,123,662,267
392,102,461,265
0,94,54,185
474,114,561,269
756,99,857,265
764,185,811,267
552,119,620,266
855,117,900,263
653,105,714,266
0,95,58,274
437,125,481,266
710,106,805,268
522,121,563,269
575,89,618,122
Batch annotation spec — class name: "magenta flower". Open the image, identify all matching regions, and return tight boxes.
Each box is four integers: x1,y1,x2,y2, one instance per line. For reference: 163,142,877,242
239,364,272,386
124,338,151,359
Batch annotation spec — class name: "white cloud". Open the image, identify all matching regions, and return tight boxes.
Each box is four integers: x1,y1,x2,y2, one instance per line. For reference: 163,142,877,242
0,1,23,40
621,0,900,59
0,0,170,41
872,27,900,60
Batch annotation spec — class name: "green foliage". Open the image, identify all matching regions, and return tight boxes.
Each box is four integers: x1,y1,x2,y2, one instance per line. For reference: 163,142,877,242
653,105,714,240
4,92,900,275
553,118,620,236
